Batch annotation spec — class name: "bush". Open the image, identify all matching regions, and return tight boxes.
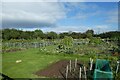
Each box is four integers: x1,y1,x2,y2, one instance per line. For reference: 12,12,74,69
90,37,103,45
115,72,120,80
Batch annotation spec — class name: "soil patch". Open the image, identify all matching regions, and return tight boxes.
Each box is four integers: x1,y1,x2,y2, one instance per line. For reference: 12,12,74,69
35,60,85,78
2,48,25,53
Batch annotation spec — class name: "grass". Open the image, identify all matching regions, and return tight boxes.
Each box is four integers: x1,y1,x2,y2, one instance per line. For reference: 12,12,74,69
2,47,89,78
2,44,118,78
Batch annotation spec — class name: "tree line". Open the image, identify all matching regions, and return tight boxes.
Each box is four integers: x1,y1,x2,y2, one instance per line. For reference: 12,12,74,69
1,28,120,41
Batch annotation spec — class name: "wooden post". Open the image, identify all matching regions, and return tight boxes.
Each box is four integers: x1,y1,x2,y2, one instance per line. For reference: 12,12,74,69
74,58,77,71
116,61,119,74
70,60,71,72
90,59,93,70
35,43,37,48
79,67,82,79
89,58,91,70
66,65,68,79
84,66,87,80
75,58,77,68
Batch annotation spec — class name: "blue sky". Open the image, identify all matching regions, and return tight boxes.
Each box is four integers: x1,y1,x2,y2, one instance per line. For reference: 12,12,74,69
56,2,118,33
1,2,118,33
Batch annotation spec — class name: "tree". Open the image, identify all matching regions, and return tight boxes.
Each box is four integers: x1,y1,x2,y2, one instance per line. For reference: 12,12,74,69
90,37,102,45
60,36,74,54
46,31,58,39
34,29,44,39
86,29,94,35
59,32,69,39
20,31,30,39
70,32,80,39
2,29,11,40
2,29,20,40
62,36,73,48
85,30,94,39
10,29,20,39
98,31,120,39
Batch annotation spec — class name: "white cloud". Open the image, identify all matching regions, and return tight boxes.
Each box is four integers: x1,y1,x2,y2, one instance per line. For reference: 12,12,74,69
42,25,116,33
20,24,117,33
41,26,93,33
93,25,117,33
2,2,101,29
1,1,118,33
2,2,66,28
106,9,118,24
95,25,109,29
60,2,100,20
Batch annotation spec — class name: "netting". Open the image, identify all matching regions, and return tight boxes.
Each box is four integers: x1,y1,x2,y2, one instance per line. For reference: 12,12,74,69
94,59,113,79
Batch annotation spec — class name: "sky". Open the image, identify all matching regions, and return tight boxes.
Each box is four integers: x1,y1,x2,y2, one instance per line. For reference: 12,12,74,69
1,1,119,33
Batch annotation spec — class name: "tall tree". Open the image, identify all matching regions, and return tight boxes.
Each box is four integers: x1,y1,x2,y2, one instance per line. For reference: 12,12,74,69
46,31,58,39
2,29,11,40
85,30,94,39
34,29,44,39
59,32,69,39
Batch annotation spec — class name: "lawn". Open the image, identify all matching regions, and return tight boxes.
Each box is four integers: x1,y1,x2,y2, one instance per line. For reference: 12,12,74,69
2,47,89,78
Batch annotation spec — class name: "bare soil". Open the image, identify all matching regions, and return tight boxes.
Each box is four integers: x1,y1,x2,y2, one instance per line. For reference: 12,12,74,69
35,60,84,78
2,48,25,53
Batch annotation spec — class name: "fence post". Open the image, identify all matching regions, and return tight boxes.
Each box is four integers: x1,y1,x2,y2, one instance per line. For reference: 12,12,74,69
70,60,71,72
90,59,93,70
74,58,77,71
84,66,87,80
116,61,119,74
79,67,82,80
66,65,68,79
